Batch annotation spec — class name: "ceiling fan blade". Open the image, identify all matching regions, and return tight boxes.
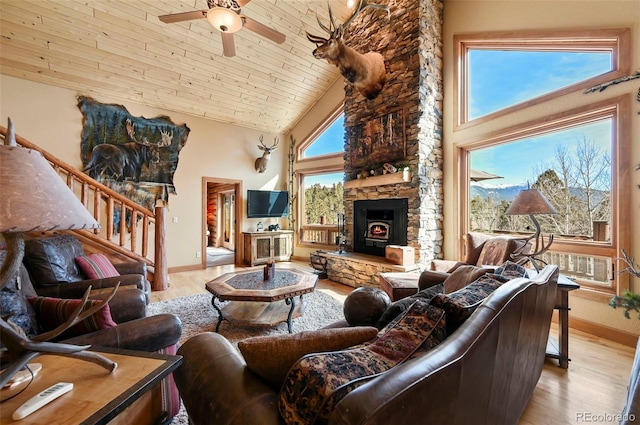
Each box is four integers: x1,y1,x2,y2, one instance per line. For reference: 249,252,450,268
159,10,207,24
221,33,236,57
242,16,286,44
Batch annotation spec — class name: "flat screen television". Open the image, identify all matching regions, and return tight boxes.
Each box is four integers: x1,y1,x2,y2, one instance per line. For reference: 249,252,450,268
247,190,289,218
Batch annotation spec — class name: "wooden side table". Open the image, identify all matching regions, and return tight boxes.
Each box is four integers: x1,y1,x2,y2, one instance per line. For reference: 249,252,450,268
546,275,580,369
0,348,182,425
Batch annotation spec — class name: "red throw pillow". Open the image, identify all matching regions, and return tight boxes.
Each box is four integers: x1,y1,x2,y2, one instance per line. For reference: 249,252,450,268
75,254,120,279
27,296,117,338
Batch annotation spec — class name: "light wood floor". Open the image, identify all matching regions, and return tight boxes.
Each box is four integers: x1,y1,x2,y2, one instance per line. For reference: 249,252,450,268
157,261,636,424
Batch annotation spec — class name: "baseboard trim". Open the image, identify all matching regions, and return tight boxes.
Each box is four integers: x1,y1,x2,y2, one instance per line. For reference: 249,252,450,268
569,316,639,347
169,264,204,274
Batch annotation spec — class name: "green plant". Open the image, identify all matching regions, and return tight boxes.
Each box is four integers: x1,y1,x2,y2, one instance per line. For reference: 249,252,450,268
610,249,640,319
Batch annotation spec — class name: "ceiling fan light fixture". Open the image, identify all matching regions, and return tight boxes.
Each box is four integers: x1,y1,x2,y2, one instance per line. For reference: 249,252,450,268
207,8,242,33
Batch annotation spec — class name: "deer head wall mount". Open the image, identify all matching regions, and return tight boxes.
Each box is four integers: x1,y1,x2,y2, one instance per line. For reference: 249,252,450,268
306,0,389,100
254,135,279,173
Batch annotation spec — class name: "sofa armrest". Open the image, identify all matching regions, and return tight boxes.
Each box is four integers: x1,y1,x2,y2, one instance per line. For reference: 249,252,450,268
430,259,463,273
89,288,147,323
174,332,282,425
34,274,148,300
61,313,182,352
418,270,450,291
113,261,147,276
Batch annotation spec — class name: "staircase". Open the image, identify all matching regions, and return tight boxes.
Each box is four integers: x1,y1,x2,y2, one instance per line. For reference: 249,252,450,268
0,125,169,290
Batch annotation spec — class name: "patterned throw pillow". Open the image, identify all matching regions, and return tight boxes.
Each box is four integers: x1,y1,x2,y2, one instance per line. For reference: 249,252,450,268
75,254,120,279
278,300,446,425
238,327,379,390
430,274,503,335
494,261,528,281
27,296,117,339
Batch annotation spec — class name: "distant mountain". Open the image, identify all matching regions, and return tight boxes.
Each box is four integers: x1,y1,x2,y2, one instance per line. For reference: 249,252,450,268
470,183,528,202
471,183,610,204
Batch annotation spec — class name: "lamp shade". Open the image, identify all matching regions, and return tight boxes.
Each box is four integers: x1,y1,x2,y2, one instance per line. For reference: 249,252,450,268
0,145,100,233
505,188,558,216
207,8,243,33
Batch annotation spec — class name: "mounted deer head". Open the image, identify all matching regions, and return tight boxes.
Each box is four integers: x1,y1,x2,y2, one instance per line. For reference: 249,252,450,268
306,0,389,100
254,135,279,173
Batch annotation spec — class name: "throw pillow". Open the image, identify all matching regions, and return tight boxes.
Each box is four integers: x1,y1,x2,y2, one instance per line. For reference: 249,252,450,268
442,265,490,294
494,261,528,280
238,326,379,390
27,296,117,339
430,274,504,335
0,251,37,339
75,254,120,279
375,283,444,329
278,300,446,425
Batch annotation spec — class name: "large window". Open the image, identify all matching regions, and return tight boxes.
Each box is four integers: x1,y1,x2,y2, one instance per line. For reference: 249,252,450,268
456,29,631,298
296,105,346,247
455,28,630,128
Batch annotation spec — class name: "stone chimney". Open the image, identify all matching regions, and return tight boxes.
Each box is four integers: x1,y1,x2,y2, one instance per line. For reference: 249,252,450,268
341,0,444,264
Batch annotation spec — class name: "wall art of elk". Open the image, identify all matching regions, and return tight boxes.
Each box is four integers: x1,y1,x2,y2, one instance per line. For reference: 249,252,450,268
306,0,389,100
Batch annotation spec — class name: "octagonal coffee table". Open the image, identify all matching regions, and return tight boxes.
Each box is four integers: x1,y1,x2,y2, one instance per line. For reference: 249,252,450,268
205,268,318,333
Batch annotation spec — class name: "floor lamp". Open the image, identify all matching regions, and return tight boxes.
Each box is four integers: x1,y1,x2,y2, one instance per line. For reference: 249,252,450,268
0,118,117,388
505,187,558,272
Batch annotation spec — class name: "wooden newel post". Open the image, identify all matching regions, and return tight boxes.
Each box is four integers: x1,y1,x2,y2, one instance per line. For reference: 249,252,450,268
154,205,169,291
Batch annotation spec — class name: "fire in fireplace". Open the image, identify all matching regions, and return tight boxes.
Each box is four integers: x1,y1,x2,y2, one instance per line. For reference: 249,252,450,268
353,198,408,257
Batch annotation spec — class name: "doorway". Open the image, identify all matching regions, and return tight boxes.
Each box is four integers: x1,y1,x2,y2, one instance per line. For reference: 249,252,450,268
203,177,242,267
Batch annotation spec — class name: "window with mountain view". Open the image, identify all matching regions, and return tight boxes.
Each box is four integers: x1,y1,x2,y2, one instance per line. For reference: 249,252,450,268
457,29,631,295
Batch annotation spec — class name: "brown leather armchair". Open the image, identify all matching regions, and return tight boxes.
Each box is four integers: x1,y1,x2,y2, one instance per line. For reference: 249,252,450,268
419,232,531,291
22,233,151,304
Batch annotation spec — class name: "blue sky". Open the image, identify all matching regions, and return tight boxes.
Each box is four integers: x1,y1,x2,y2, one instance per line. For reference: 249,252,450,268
469,49,613,187
304,50,613,188
470,120,612,187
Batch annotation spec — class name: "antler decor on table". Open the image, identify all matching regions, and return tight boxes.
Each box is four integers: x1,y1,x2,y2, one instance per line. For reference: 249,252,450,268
0,117,117,388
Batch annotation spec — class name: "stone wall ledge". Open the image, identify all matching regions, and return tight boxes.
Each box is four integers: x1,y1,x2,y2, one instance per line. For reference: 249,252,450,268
344,170,411,189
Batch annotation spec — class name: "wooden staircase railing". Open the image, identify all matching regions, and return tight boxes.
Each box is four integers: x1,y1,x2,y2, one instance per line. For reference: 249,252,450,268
0,125,169,290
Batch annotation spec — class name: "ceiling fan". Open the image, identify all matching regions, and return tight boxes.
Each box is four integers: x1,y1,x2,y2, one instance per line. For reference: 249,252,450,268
158,0,286,57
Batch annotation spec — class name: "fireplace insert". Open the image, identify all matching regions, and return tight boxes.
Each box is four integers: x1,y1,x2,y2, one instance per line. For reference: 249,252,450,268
353,198,408,257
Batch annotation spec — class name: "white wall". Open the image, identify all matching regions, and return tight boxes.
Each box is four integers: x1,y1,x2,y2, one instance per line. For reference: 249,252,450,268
1,74,288,269
443,0,640,337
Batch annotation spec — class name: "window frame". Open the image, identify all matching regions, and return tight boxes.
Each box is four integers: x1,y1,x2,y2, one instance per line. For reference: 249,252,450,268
297,165,345,248
296,104,344,162
454,28,630,130
456,95,631,301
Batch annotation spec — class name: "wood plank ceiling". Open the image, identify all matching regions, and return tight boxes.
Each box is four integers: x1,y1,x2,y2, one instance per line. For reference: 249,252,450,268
0,0,352,134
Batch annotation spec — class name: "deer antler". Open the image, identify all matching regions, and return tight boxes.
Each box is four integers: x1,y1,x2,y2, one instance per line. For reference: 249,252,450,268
33,284,120,342
342,0,389,30
0,284,120,387
159,129,173,147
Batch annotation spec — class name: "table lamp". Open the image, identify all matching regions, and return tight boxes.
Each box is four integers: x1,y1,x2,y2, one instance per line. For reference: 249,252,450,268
0,118,116,388
505,186,558,271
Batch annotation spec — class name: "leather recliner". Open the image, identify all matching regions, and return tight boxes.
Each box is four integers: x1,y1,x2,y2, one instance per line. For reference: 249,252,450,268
22,233,151,304
418,232,531,290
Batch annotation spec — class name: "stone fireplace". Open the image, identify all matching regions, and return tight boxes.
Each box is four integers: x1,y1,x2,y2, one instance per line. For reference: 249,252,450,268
314,0,444,287
340,0,444,265
353,198,408,256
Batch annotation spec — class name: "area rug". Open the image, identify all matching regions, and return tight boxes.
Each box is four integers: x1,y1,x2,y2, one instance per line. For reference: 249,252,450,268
147,290,346,425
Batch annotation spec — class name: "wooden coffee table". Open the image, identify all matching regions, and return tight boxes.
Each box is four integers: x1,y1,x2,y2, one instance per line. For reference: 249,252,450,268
205,268,318,333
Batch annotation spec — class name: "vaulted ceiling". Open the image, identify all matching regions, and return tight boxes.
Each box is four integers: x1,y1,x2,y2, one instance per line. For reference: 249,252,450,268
0,0,354,134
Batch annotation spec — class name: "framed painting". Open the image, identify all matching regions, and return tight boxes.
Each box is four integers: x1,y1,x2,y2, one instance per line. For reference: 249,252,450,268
346,107,406,172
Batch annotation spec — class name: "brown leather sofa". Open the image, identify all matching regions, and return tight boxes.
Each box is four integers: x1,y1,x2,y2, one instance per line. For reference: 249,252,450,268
22,233,151,304
0,249,183,421
174,265,558,425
